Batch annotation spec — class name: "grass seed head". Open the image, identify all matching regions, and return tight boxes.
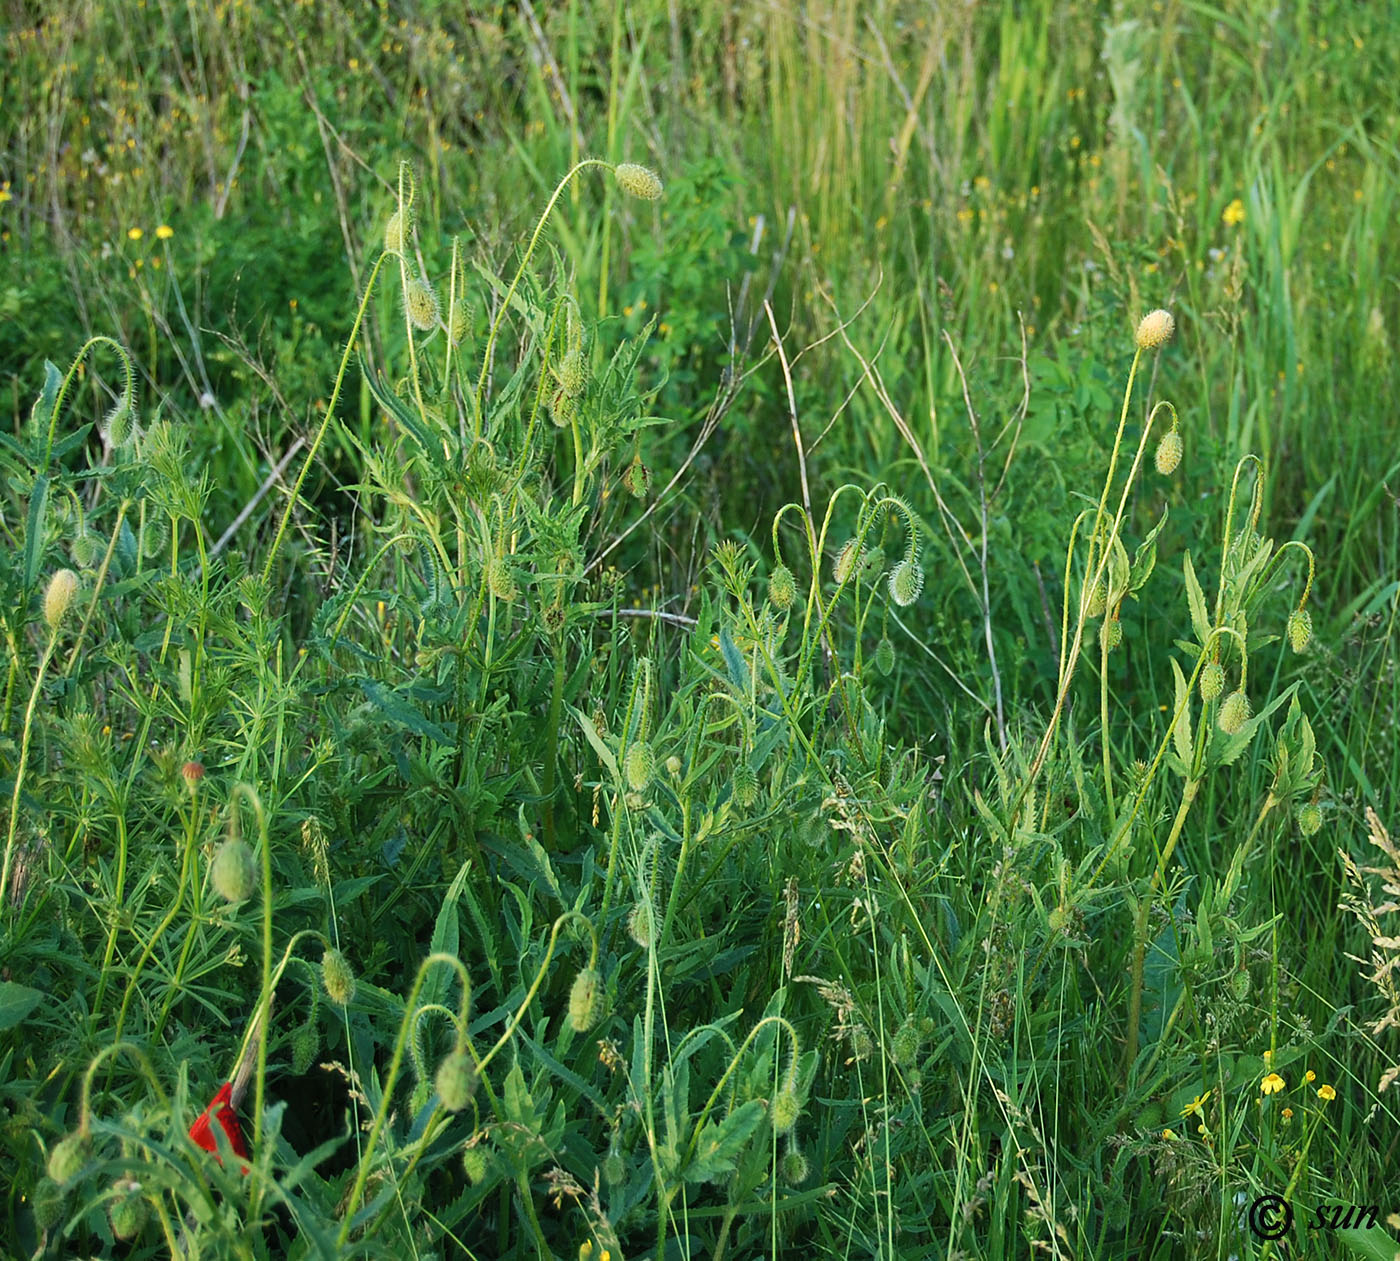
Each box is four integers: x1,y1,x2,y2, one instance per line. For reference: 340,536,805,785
44,569,80,630
568,967,604,1032
614,162,664,201
1135,308,1175,350
435,1050,477,1112
322,948,357,1007
1155,428,1183,475
211,838,256,902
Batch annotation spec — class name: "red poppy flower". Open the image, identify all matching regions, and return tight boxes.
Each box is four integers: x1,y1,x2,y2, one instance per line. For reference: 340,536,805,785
189,1082,249,1168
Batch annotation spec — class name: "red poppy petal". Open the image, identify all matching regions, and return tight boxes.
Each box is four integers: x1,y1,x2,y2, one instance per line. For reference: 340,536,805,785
189,1082,249,1165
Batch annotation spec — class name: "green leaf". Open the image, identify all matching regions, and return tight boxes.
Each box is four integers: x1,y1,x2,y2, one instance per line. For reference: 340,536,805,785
1182,551,1211,647
1170,659,1193,768
685,1099,766,1183
422,859,471,1011
0,982,44,1031
1129,507,1168,593
23,474,49,589
719,625,750,694
358,677,454,747
574,707,618,777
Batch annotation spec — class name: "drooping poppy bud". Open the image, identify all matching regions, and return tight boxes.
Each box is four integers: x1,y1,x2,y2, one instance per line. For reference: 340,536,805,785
188,1082,249,1168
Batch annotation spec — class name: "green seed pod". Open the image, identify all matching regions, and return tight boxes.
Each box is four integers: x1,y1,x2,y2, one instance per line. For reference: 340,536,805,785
211,838,256,902
1199,661,1225,702
1297,802,1323,836
47,1133,88,1185
875,636,895,676
614,162,664,201
435,1050,477,1112
627,900,653,949
1218,689,1251,735
291,1024,317,1075
486,556,518,602
108,1181,147,1241
888,559,924,607
1287,607,1312,653
624,740,655,793
463,1144,492,1185
732,761,758,809
891,1018,921,1069
33,1177,64,1230
833,538,861,585
568,967,604,1033
322,948,357,1007
769,563,796,611
404,274,439,332
1086,581,1107,619
44,569,80,630
384,207,409,253
780,1148,809,1184
1100,616,1123,652
1154,428,1183,476
770,1088,800,1134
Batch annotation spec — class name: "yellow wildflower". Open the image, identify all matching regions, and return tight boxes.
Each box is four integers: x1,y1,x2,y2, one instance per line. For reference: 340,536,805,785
1222,198,1245,227
127,226,143,241
1261,1073,1285,1096
1317,1084,1336,1102
156,224,173,239
1180,1090,1211,1117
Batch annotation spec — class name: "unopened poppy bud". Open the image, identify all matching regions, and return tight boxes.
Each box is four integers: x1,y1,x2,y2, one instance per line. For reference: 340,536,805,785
568,967,604,1032
875,636,896,675
556,349,587,398
1086,581,1107,619
602,1150,627,1185
181,761,205,793
44,569,80,630
1199,661,1225,702
322,948,356,1006
614,162,663,201
1297,802,1323,836
624,740,654,792
384,208,409,253
404,274,439,331
1218,689,1251,735
732,762,758,809
1101,616,1123,652
291,1025,317,1075
833,539,861,584
1287,607,1312,653
463,1145,492,1184
435,1050,477,1112
888,559,924,607
108,1180,147,1241
771,1088,800,1134
211,838,256,902
627,900,653,949
769,564,796,610
47,1132,88,1185
487,556,518,602
1135,308,1175,350
33,1178,63,1229
780,1148,809,1184
892,1018,921,1068
1154,428,1183,475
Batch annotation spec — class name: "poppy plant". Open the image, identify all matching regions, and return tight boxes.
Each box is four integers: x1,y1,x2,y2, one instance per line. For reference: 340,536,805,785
189,1081,249,1168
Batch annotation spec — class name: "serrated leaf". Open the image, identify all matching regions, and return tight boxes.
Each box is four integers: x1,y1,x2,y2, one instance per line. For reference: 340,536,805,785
1169,659,1193,767
1182,551,1211,647
719,625,750,694
422,859,471,1011
358,677,454,746
684,1099,766,1183
1129,507,1168,593
23,474,49,588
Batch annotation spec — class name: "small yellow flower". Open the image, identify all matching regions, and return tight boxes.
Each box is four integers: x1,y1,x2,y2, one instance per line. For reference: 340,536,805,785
1180,1090,1211,1117
156,223,173,239
1261,1073,1286,1096
1317,1084,1336,1102
1161,1128,1177,1140
1304,1070,1315,1083
127,226,143,241
0,182,12,204
1281,1107,1293,1121
1222,198,1246,227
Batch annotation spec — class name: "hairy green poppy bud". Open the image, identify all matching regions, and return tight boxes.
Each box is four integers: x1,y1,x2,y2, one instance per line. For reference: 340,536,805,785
771,1088,800,1134
1199,661,1225,702
549,386,578,429
1154,428,1183,476
623,456,651,499
627,900,653,949
1218,689,1251,735
1086,580,1107,620
568,967,604,1032
44,569,80,630
404,274,439,332
614,162,663,201
291,1025,317,1075
384,208,409,253
732,761,758,809
33,1178,63,1230
47,1132,88,1185
211,838,256,902
875,636,895,676
769,563,796,610
780,1148,809,1184
322,948,356,1007
1287,607,1312,653
556,349,587,399
888,559,924,607
463,1145,491,1185
1135,308,1175,350
487,556,518,602
435,1050,477,1112
624,740,654,792
108,1180,147,1241
602,1150,627,1186
1297,802,1323,836
833,538,861,585
103,396,134,447
1100,616,1123,652
892,1018,921,1069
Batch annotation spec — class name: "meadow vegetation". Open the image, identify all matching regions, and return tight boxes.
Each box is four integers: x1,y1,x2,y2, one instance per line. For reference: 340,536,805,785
1,1,1398,1257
